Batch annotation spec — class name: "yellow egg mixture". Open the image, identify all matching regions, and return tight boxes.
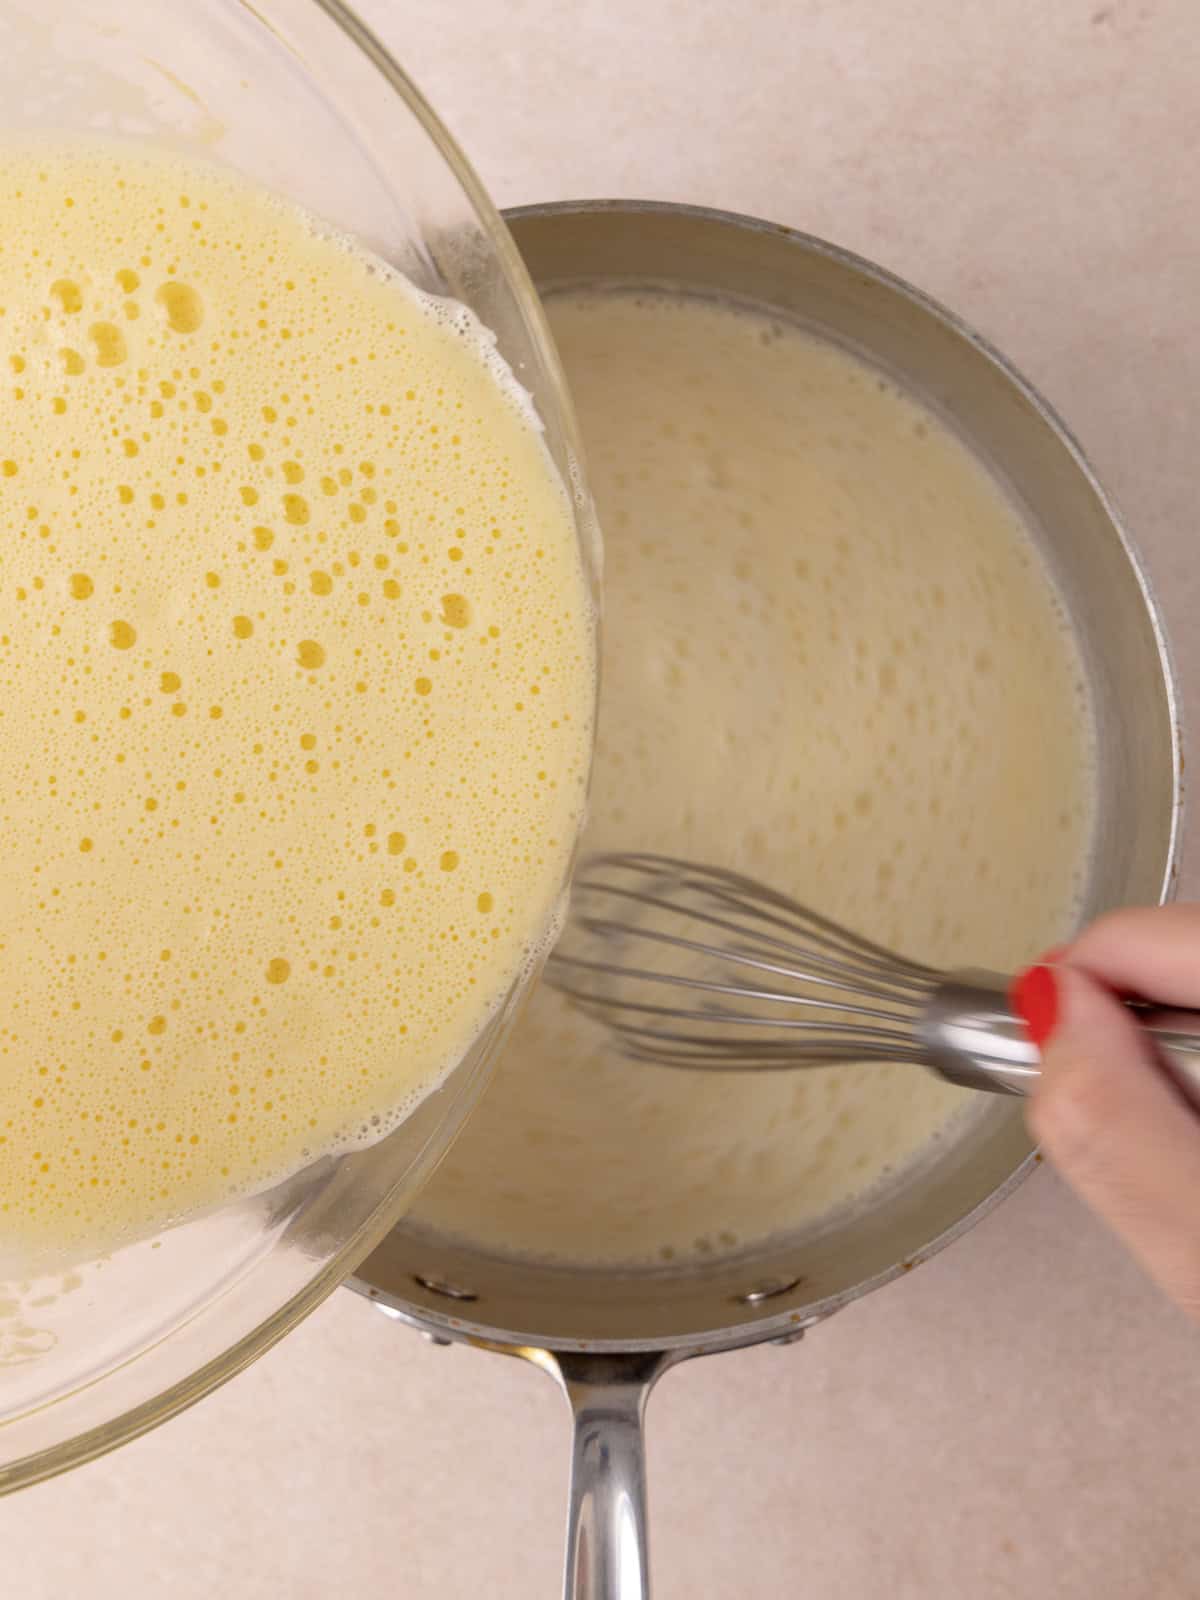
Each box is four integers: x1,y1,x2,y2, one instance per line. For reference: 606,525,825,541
0,145,594,1270
413,289,1096,1267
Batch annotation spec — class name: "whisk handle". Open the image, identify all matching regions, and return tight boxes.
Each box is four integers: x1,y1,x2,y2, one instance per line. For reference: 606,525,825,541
919,971,1040,1095
921,970,1200,1111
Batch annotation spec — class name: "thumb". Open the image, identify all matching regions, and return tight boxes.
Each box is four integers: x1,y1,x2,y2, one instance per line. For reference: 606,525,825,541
1020,962,1200,1320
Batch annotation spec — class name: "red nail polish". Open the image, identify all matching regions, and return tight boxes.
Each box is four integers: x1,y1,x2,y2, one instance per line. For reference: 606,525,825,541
1010,964,1060,1049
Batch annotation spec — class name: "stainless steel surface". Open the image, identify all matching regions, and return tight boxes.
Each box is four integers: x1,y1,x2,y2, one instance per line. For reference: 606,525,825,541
921,975,1200,1105
919,970,1044,1095
547,851,1200,1108
349,199,1184,1600
556,1354,673,1600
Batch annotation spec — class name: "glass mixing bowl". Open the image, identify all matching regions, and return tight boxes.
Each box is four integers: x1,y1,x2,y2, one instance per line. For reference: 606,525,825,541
0,0,598,1491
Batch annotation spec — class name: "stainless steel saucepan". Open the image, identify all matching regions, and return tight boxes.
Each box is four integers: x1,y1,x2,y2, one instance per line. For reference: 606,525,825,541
349,201,1183,1600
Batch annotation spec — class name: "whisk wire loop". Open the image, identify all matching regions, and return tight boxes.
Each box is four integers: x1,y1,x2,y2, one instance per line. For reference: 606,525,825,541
545,853,1200,1105
547,852,940,1069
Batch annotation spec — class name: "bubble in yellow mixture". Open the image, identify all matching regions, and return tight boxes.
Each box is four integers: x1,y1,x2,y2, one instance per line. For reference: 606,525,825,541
155,280,204,334
0,141,594,1272
88,321,127,368
441,593,470,629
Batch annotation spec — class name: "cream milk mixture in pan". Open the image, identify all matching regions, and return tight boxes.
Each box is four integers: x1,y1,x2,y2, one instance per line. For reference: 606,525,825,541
413,288,1094,1267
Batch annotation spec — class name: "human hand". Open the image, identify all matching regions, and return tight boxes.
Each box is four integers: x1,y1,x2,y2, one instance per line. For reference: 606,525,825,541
1013,905,1200,1323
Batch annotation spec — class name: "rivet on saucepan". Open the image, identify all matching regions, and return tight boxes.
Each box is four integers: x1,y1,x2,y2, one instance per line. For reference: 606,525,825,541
736,1275,803,1306
413,1272,479,1303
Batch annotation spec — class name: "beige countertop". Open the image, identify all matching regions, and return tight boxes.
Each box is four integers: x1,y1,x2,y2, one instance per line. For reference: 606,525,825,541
8,1,1200,1595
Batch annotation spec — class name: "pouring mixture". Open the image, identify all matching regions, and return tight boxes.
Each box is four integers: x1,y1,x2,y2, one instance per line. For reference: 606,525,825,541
412,287,1097,1267
0,144,594,1270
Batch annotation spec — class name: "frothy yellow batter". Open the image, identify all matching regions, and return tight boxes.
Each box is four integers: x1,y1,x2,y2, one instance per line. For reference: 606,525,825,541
413,289,1095,1267
0,145,594,1270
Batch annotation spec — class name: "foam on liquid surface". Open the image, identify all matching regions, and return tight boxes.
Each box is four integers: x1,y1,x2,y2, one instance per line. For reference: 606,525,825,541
0,145,594,1269
412,289,1095,1267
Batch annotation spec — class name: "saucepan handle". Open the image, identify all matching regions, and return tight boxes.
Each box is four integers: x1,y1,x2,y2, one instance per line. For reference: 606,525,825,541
548,1351,674,1600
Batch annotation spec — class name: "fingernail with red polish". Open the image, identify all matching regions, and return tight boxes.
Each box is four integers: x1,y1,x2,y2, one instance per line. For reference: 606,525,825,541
1010,964,1060,1050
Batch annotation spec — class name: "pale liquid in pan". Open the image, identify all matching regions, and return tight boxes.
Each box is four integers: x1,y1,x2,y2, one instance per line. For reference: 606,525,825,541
0,145,594,1270
413,289,1096,1267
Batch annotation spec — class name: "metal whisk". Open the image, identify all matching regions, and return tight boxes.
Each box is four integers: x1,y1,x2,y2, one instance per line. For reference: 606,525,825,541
545,852,1200,1103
